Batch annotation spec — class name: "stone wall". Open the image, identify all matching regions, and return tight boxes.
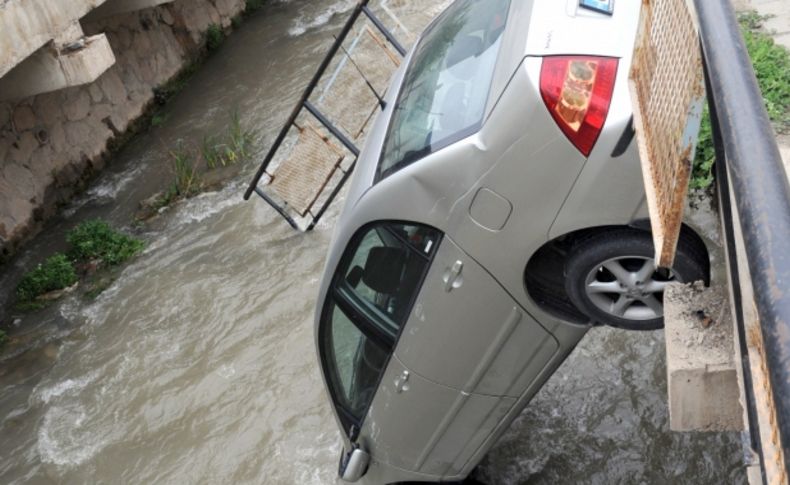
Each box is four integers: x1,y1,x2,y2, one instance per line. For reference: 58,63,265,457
0,0,246,261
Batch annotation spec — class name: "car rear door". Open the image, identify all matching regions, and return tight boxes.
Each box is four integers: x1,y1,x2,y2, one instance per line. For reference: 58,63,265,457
359,234,559,478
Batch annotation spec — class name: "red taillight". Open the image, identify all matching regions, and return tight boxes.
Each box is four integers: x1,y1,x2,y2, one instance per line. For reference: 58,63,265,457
539,56,618,157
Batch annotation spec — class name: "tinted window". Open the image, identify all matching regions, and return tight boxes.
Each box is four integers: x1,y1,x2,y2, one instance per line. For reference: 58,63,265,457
325,303,389,418
340,224,440,338
319,222,441,434
377,0,511,181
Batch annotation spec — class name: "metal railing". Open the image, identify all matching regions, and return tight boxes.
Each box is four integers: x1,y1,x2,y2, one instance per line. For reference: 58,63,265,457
243,0,405,231
694,0,790,478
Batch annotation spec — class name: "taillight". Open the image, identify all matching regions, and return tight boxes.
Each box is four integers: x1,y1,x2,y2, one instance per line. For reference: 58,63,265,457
539,56,618,157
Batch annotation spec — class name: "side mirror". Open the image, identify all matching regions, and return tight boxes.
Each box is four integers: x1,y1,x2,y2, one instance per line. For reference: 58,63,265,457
338,444,370,482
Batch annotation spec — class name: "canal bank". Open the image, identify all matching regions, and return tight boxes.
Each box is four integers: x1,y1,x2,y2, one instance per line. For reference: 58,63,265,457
0,0,249,262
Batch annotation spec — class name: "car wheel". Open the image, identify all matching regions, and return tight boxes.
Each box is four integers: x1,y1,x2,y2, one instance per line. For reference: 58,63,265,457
564,229,708,330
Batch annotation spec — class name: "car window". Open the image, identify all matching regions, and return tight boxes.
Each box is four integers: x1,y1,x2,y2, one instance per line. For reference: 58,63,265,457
340,224,440,338
319,222,442,434
377,0,511,182
325,303,389,418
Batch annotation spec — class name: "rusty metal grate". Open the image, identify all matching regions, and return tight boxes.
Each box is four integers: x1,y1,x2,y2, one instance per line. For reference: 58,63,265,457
269,123,345,217
245,0,454,231
317,26,401,141
629,0,705,267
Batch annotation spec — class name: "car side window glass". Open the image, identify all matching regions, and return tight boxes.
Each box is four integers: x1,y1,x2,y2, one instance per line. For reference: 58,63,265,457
377,0,512,181
327,303,389,417
340,224,441,337
320,222,442,434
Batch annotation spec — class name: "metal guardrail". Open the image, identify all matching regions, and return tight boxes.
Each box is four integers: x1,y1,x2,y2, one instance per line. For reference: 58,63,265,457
694,0,790,477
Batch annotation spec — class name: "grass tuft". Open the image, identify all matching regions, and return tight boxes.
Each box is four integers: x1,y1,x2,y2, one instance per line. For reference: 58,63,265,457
229,111,253,160
692,11,790,189
206,24,224,52
201,135,224,169
171,144,203,198
16,254,78,302
245,0,266,12
67,220,145,267
151,113,168,127
15,221,143,308
199,111,254,169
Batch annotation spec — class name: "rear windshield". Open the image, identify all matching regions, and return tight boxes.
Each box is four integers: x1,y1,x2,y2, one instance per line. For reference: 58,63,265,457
376,0,511,182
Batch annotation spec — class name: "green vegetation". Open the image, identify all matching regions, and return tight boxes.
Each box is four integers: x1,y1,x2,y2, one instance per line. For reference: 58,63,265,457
151,113,169,127
245,0,266,12
691,105,716,190
201,112,254,169
15,221,144,308
742,18,790,129
16,253,78,302
144,111,254,214
171,144,203,198
229,111,253,160
692,12,790,189
67,220,144,266
206,24,225,51
0,329,7,348
201,135,224,169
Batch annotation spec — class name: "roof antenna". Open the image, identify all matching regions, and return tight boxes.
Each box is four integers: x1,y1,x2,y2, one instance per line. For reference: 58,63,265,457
336,37,387,110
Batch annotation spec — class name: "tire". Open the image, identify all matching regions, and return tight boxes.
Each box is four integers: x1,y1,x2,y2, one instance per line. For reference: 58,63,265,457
564,228,708,330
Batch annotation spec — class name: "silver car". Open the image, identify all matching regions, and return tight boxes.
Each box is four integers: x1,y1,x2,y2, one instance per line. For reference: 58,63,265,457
315,0,710,483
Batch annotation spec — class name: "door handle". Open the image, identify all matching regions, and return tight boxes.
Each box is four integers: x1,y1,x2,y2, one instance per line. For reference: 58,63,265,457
443,260,464,292
394,370,410,393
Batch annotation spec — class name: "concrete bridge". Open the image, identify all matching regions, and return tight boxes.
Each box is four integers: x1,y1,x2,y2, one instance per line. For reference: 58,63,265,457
0,0,174,100
0,0,246,260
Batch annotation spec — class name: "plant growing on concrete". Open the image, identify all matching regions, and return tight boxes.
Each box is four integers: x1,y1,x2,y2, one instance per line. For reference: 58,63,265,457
229,110,253,161
67,220,145,267
206,24,225,52
200,111,254,169
742,20,790,130
245,0,266,12
692,11,790,189
201,135,224,169
151,113,169,127
171,144,203,197
16,253,78,302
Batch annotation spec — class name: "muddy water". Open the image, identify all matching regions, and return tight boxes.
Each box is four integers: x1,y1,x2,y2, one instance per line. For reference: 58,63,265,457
0,1,744,484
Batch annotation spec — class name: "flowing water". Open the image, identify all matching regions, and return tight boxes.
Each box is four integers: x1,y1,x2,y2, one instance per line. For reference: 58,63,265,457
0,1,745,483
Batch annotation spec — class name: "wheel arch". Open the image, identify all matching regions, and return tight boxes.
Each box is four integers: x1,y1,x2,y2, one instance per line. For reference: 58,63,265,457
524,221,710,323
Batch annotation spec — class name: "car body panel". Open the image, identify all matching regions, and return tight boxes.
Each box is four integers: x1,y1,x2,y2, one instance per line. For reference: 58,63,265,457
525,0,643,58
360,353,516,478
395,235,559,396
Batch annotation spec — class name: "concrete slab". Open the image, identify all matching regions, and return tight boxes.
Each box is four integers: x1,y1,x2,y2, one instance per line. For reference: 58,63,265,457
664,282,744,432
84,0,175,21
0,34,116,101
0,0,108,79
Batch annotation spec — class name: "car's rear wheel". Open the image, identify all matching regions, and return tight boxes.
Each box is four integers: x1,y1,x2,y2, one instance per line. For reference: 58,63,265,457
564,229,708,330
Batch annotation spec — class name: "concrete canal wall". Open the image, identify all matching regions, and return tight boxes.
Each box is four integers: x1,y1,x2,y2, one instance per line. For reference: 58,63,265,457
0,0,246,261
